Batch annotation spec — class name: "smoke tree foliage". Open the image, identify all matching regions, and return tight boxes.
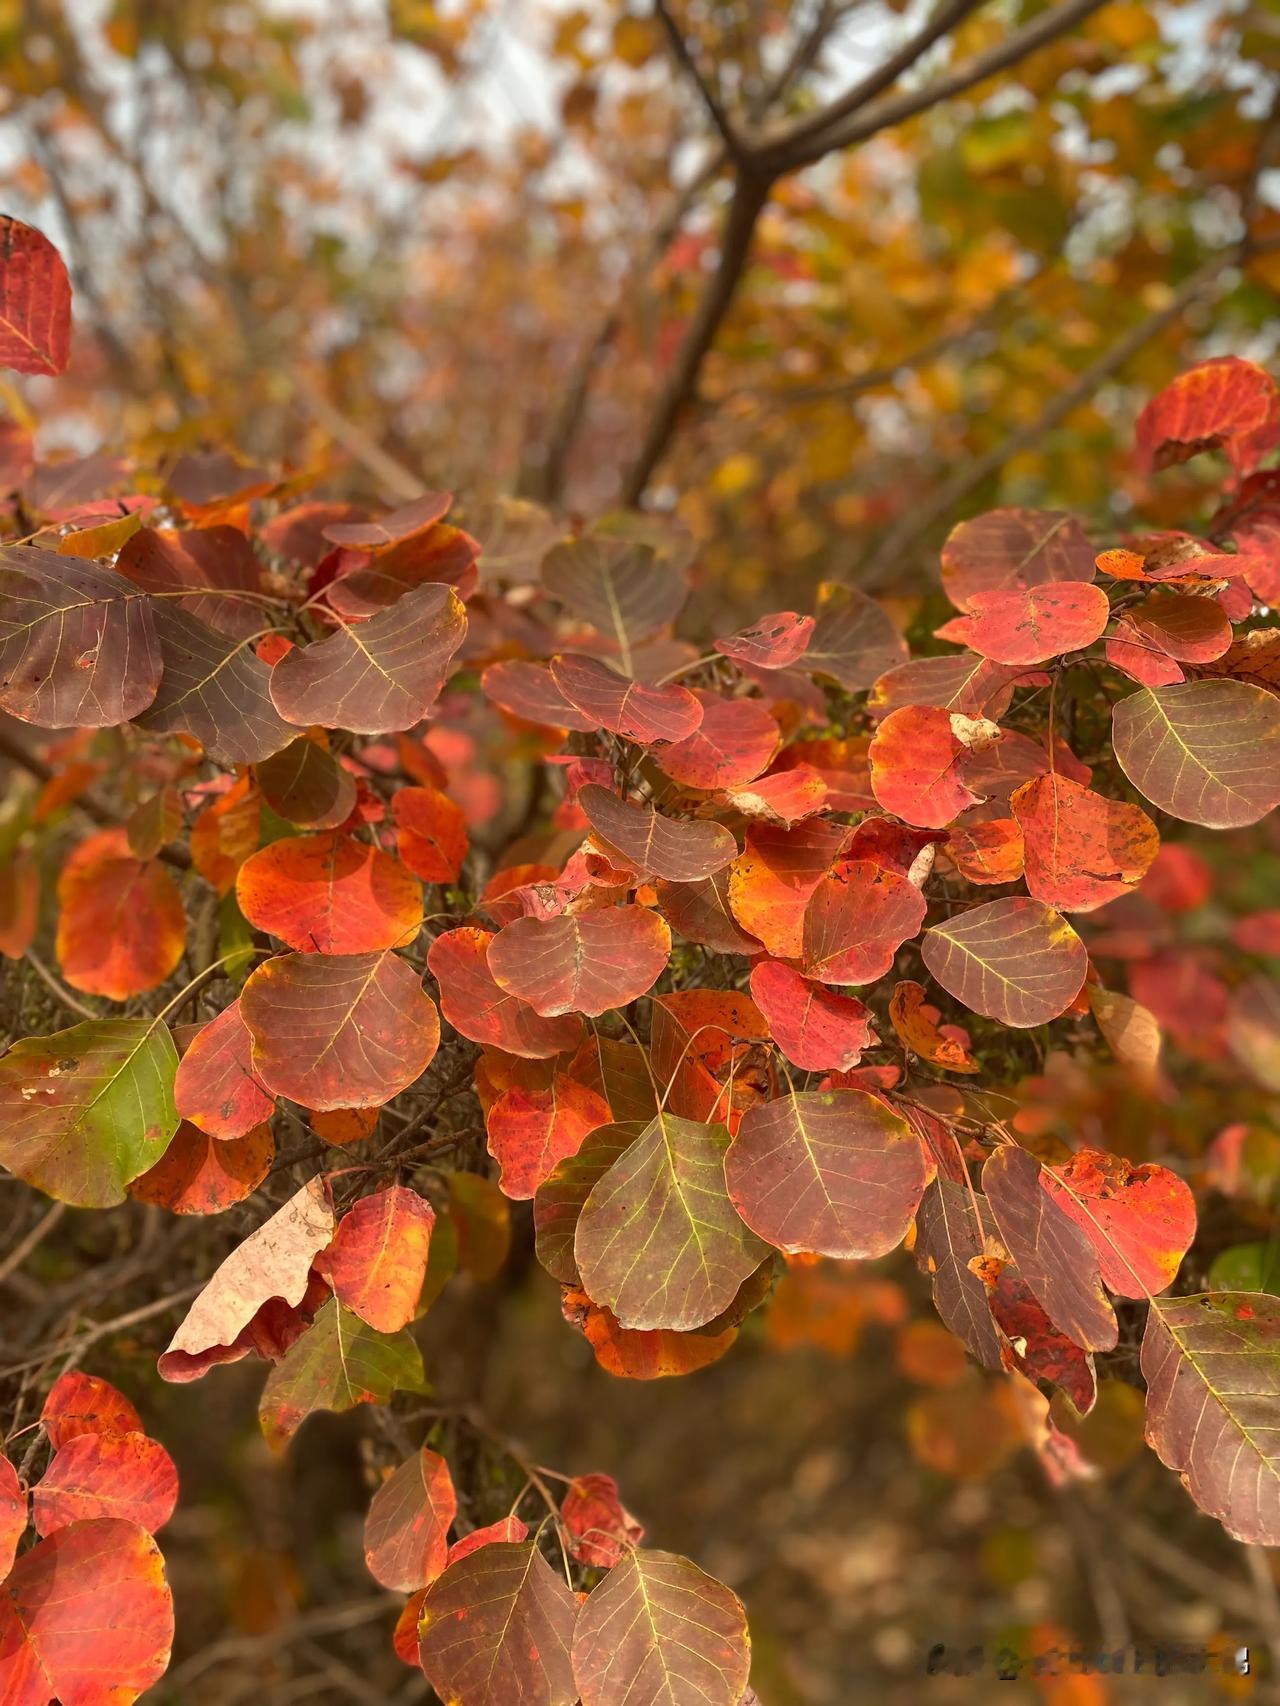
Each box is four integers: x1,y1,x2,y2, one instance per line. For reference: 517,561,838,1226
2,220,1280,1703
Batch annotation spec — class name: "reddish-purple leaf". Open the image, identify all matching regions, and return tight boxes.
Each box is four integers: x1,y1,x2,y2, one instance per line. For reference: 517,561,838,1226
482,659,598,731
419,1542,579,1706
727,1089,927,1259
427,927,584,1057
941,508,1097,611
240,951,440,1109
656,691,779,789
487,906,671,1018
578,784,737,881
982,1145,1117,1351
921,897,1087,1027
549,654,702,746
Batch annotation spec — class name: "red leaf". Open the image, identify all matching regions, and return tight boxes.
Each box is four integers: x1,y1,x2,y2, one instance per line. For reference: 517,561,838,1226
0,216,71,375
0,1456,23,1577
656,691,779,788
560,1472,644,1568
936,582,1110,665
1011,773,1159,912
56,829,186,1001
0,1518,174,1704
130,1120,273,1215
174,999,275,1139
940,508,1097,611
802,859,926,985
40,1374,143,1450
578,784,737,881
1135,356,1280,476
482,660,598,731
714,611,814,669
392,785,468,883
427,926,584,1056
319,1185,436,1331
727,818,851,957
485,1074,611,1199
236,831,423,954
748,960,875,1072
549,654,703,745
447,1516,529,1565
869,706,988,827
363,1447,457,1591
33,1432,178,1537
240,951,440,1109
727,1088,928,1259
1041,1148,1196,1297
487,906,671,1017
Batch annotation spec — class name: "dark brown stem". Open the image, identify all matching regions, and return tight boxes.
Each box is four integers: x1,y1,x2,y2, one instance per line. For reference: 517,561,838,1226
620,169,770,507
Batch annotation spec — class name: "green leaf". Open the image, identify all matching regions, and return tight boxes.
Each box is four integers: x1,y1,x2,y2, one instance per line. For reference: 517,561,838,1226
258,1298,425,1451
1208,1244,1280,1294
575,1112,769,1331
0,1020,178,1207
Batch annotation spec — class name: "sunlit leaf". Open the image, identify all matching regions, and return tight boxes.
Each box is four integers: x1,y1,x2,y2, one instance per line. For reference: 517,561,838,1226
392,784,468,882
33,1432,178,1538
56,828,186,1000
748,960,875,1072
0,1018,178,1208
1111,679,1280,829
802,858,926,984
0,1518,173,1704
935,582,1110,665
921,897,1087,1027
174,998,275,1138
576,1112,769,1331
1135,357,1280,475
40,1374,143,1450
486,1072,611,1199
319,1185,436,1331
236,831,423,953
363,1446,457,1591
159,1177,334,1380
1010,773,1159,911
656,691,779,789
0,215,71,374
1042,1148,1196,1298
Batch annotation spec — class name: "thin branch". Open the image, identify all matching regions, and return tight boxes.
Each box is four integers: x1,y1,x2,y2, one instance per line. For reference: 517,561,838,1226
0,1203,65,1289
295,373,430,504
654,0,749,162
620,169,771,507
766,0,1108,171
764,0,983,162
24,951,104,1023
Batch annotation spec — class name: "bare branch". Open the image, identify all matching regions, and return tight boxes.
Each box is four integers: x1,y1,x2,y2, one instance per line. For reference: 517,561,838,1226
654,0,752,161
765,0,1108,172
764,0,983,162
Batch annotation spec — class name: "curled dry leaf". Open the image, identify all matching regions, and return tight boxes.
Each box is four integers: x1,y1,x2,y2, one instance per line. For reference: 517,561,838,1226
888,981,977,1072
158,1176,335,1381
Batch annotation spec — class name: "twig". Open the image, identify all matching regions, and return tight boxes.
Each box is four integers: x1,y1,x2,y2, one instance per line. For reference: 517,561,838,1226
654,0,749,161
0,1202,65,1288
295,373,430,504
165,1597,397,1690
23,951,104,1023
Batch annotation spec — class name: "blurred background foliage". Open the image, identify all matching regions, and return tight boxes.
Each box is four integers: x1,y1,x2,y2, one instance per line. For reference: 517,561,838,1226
1,2,1280,1702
